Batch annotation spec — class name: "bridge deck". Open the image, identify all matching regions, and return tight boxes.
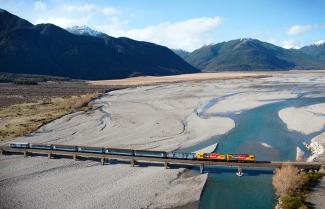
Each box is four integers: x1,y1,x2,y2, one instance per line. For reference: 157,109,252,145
0,146,323,170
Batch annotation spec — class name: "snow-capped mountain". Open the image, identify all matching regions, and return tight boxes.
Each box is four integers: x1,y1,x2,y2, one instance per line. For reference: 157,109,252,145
313,40,325,46
0,9,198,80
66,25,104,37
300,41,325,59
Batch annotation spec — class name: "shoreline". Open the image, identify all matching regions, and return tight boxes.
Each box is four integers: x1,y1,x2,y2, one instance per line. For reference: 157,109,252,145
278,103,325,162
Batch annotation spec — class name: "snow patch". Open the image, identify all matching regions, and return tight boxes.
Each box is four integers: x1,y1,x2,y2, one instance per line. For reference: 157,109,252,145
313,40,325,46
66,25,103,37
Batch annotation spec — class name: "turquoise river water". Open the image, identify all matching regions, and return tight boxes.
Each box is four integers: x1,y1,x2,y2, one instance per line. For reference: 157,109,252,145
184,96,325,209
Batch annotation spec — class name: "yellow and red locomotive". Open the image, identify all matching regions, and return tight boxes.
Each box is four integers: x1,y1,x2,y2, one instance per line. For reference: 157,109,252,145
196,152,256,162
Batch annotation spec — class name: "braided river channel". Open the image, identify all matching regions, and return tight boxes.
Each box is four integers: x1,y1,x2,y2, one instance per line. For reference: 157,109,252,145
184,96,325,209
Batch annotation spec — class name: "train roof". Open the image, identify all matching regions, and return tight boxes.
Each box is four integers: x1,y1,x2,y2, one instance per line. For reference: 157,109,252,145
134,149,166,153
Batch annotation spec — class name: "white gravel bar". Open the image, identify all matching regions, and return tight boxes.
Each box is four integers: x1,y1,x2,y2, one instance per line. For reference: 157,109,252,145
278,103,325,162
279,103,325,135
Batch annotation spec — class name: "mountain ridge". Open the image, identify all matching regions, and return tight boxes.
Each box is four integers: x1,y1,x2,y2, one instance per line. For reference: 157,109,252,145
0,9,198,80
185,38,325,71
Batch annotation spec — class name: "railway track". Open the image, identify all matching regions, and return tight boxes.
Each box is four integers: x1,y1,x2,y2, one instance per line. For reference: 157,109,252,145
1,146,323,173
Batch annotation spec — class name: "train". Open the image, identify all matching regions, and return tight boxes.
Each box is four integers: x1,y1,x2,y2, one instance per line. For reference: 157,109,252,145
9,142,256,162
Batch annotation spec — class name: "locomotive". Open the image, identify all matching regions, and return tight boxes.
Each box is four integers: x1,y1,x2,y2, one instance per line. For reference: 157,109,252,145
9,142,256,162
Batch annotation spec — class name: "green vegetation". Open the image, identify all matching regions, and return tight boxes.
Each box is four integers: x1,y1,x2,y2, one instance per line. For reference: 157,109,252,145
281,195,305,209
305,172,325,186
273,164,324,209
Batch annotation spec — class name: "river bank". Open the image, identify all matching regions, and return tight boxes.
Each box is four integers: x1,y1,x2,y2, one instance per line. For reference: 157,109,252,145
279,103,325,162
276,100,325,209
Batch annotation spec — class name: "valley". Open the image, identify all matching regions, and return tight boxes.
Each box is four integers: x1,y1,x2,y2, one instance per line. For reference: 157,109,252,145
1,2,325,209
1,71,325,209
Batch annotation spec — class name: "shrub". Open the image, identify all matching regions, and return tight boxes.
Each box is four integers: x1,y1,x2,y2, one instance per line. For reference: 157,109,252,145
306,172,324,186
13,79,38,85
272,163,308,197
280,195,305,209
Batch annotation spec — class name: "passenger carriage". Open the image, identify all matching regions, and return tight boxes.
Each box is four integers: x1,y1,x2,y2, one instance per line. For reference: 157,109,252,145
105,148,134,156
134,150,166,158
52,144,77,152
77,146,104,154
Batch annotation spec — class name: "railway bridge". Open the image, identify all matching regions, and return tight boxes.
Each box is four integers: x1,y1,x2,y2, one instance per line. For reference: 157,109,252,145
0,145,324,174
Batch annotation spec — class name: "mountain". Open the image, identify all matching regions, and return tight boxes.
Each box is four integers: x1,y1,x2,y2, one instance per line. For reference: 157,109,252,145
185,38,325,71
299,41,325,59
172,49,191,59
0,9,198,80
66,25,105,37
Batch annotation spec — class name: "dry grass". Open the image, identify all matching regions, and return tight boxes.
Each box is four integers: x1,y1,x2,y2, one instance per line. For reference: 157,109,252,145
88,72,271,86
273,163,308,197
88,70,325,87
273,163,325,209
0,93,99,141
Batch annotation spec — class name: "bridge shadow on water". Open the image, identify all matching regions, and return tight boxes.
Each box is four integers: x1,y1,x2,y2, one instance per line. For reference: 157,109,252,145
193,166,274,176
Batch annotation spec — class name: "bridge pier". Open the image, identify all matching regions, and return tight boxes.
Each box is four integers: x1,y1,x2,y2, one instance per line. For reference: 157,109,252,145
164,162,169,169
73,154,77,161
236,166,244,177
101,158,105,165
23,151,28,158
48,153,51,159
200,164,204,174
131,159,137,167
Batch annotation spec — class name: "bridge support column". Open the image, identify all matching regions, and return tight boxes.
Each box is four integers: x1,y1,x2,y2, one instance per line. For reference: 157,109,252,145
164,162,169,169
236,166,244,177
101,158,105,165
48,153,51,159
200,164,204,174
73,154,77,161
23,151,28,158
131,159,137,167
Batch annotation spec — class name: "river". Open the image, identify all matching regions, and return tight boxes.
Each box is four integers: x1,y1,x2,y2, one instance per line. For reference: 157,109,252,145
183,96,325,209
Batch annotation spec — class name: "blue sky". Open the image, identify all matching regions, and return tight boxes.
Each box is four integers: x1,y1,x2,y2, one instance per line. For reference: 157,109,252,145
1,0,324,51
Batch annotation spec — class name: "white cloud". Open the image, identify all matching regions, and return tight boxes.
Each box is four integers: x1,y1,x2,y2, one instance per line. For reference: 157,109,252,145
35,16,90,28
287,25,313,35
31,2,220,50
279,40,301,49
98,17,222,51
101,7,120,16
95,17,129,37
33,3,121,28
65,4,96,13
287,23,325,36
34,1,47,11
63,4,121,16
269,39,303,49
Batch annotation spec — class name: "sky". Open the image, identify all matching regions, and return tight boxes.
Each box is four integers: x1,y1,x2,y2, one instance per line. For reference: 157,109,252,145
1,0,325,51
